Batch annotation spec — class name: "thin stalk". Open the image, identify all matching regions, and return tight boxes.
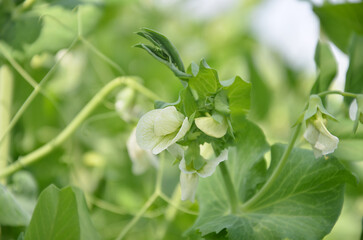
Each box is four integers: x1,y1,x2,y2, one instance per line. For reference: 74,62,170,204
0,38,78,146
159,191,198,216
0,44,58,103
317,90,358,98
219,161,238,213
0,43,65,123
242,123,302,210
115,193,159,240
79,36,125,76
0,65,13,185
0,76,158,179
116,152,166,240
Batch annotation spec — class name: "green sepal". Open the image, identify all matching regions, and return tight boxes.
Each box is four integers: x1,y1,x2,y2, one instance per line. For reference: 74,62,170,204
304,95,336,121
184,143,206,171
214,90,230,115
187,61,199,77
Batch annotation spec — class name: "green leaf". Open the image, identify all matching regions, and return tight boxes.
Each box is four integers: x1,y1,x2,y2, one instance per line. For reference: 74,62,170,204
0,184,30,226
188,59,219,100
313,2,363,53
344,34,363,105
0,13,42,51
136,28,191,79
334,139,363,162
222,76,251,118
24,185,100,240
310,41,337,94
246,54,271,120
189,121,351,239
183,87,198,117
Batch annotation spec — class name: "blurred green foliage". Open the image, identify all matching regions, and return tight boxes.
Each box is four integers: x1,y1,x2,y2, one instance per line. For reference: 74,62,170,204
0,0,363,239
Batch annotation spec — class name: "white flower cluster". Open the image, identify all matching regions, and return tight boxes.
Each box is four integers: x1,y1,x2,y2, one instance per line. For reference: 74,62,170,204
130,106,228,202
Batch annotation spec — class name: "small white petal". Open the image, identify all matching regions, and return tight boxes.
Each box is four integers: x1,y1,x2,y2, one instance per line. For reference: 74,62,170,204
313,149,323,158
152,117,190,154
304,117,339,158
127,128,158,175
199,143,214,160
136,107,190,155
303,122,319,146
180,172,199,202
349,99,358,121
195,116,228,138
136,109,163,151
314,121,339,155
154,106,184,136
198,149,228,178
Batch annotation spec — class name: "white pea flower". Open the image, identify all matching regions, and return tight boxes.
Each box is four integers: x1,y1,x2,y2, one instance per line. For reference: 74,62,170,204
127,128,158,175
115,88,136,122
304,113,339,158
136,106,191,155
195,116,228,138
179,143,228,202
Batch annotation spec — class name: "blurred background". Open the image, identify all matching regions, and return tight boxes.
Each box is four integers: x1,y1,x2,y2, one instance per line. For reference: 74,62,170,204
0,0,362,239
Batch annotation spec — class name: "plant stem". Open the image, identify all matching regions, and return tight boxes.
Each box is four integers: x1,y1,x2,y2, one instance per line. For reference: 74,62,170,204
159,191,198,216
0,65,13,185
0,38,78,146
0,76,159,179
116,152,166,239
115,192,159,240
219,161,238,213
242,122,303,210
79,36,125,76
317,90,358,98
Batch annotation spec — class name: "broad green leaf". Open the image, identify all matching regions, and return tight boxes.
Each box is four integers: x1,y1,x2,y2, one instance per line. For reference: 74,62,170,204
310,41,337,94
188,59,219,99
0,184,30,226
189,122,351,239
24,185,100,240
221,76,251,118
313,3,363,53
334,139,363,162
344,34,363,105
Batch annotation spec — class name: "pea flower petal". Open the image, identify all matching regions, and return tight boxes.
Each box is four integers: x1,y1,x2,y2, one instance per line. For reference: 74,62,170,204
180,172,199,202
136,106,190,155
127,128,158,175
304,117,339,158
195,116,228,138
179,144,228,202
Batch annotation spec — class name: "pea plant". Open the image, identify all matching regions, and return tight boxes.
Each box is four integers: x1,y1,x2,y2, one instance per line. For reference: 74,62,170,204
0,1,363,240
